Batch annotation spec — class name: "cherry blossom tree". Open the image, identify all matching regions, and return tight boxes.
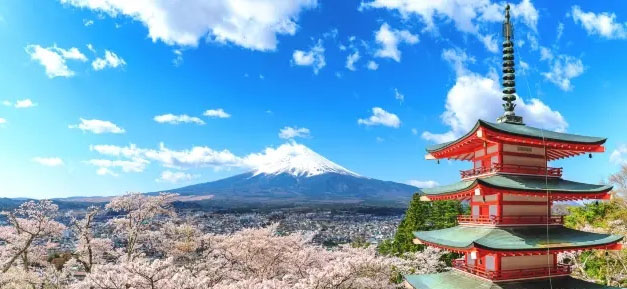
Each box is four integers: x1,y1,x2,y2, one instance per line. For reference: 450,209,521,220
105,193,177,260
1,194,445,289
70,206,113,273
0,200,66,273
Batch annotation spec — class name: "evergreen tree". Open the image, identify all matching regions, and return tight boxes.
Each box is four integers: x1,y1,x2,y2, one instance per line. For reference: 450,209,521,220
378,193,464,257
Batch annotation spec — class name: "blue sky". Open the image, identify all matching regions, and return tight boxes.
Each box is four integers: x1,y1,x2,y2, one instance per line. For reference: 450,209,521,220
2,0,627,199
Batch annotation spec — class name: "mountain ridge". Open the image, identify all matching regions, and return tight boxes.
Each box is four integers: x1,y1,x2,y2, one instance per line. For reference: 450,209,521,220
158,143,418,207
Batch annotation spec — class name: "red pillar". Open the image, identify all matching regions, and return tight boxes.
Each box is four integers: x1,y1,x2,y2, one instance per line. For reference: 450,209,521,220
497,192,503,220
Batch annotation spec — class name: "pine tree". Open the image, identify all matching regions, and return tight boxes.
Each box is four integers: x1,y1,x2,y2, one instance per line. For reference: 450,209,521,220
378,193,463,256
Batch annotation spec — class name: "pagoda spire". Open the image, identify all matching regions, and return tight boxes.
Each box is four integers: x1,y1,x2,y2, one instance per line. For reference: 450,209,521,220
497,4,524,125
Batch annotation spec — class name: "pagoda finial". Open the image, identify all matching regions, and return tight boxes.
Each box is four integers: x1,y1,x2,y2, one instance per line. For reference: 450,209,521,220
497,4,524,125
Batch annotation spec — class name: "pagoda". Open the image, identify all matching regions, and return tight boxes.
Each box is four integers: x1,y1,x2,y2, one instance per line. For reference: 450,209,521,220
404,5,623,289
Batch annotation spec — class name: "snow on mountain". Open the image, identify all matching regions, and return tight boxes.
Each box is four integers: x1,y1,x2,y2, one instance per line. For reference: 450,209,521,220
154,142,417,207
243,142,360,178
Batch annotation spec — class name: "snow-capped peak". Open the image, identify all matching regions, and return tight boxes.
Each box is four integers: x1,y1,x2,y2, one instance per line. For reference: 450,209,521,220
244,142,360,177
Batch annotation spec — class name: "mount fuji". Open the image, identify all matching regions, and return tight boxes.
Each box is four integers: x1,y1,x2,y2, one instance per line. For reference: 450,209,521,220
161,143,419,208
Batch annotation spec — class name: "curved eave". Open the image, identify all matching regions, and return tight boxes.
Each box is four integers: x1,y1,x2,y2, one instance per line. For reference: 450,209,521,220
425,120,607,160
479,120,607,146
425,122,481,153
404,271,622,289
413,226,623,253
421,175,613,201
415,238,623,255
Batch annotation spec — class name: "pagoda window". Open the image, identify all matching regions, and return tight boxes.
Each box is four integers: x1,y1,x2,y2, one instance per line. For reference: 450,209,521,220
501,254,554,271
485,255,496,271
466,254,475,266
502,144,547,167
502,194,547,202
486,144,498,154
489,205,498,216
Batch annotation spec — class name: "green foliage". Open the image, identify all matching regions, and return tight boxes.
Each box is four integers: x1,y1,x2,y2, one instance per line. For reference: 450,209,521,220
564,197,627,287
564,199,623,230
350,237,371,249
378,193,463,258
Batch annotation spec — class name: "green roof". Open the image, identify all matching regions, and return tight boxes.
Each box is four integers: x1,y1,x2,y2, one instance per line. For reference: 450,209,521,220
422,174,612,196
426,120,606,153
413,225,622,251
404,270,620,289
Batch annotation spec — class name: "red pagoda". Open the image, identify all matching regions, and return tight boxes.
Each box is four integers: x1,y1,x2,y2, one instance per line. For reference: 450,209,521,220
404,5,623,289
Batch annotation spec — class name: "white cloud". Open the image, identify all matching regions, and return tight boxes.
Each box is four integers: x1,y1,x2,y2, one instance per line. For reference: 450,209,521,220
478,33,498,53
91,143,242,172
541,55,584,91
83,19,94,26
69,118,125,134
363,0,537,51
88,158,149,173
60,0,317,51
32,157,64,167
421,131,458,143
292,39,326,74
86,43,96,53
146,143,242,169
358,107,401,128
0,118,6,124
172,49,183,66
441,48,476,76
25,44,87,78
572,6,627,39
90,142,365,177
367,60,379,70
394,88,404,102
556,22,564,41
374,23,418,62
154,114,205,125
510,0,539,31
2,101,10,106
345,50,360,71
203,108,231,118
540,46,554,61
519,60,529,71
279,126,310,139
92,50,126,71
610,145,627,165
96,167,118,177
527,33,539,50
90,144,143,158
407,180,439,188
422,48,567,143
157,170,195,183
14,99,37,108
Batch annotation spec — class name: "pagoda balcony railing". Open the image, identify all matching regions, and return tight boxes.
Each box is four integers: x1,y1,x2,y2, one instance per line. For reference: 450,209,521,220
452,259,572,281
457,215,564,226
460,163,562,179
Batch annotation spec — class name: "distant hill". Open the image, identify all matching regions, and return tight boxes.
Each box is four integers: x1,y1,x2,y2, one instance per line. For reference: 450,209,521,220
0,198,29,210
